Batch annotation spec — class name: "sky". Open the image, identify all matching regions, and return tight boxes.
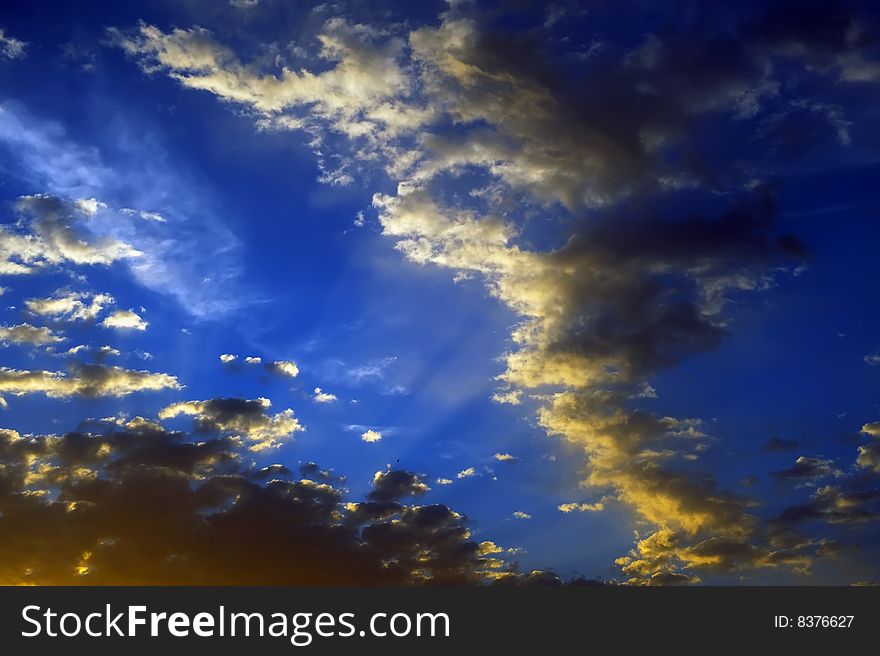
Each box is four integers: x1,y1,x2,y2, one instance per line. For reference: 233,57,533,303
0,0,879,585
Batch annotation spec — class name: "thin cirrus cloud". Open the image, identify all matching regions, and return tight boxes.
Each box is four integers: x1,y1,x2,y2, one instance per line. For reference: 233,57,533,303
0,101,245,318
0,26,26,60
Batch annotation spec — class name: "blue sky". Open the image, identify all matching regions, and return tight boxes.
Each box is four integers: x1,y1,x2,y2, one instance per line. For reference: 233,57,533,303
1,0,879,585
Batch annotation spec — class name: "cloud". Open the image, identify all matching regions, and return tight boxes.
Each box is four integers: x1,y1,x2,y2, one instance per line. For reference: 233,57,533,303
858,422,880,473
742,1,880,83
313,387,337,403
101,309,148,331
0,103,245,318
0,194,140,275
862,421,880,437
336,356,398,385
121,207,166,223
244,356,261,364
74,197,108,216
0,364,180,398
0,27,26,60
456,467,476,479
615,528,811,584
219,353,236,363
772,456,842,483
265,360,299,378
559,501,605,513
25,290,114,322
770,419,880,541
367,469,430,503
776,485,880,527
0,423,509,584
112,3,879,583
512,511,532,519
493,452,519,463
109,18,430,185
158,397,302,452
492,389,522,405
360,429,382,443
865,353,880,366
856,443,880,474
0,323,65,347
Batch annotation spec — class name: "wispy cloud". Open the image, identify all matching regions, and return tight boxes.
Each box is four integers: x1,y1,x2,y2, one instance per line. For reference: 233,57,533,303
0,27,26,60
0,102,245,318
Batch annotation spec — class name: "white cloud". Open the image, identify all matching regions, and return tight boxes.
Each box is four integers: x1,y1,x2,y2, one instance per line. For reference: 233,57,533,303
346,356,397,383
512,511,532,520
313,387,337,403
267,360,299,378
559,501,606,513
492,389,522,405
74,197,108,216
0,364,180,398
109,18,429,167
25,290,114,322
101,309,148,331
0,194,140,275
244,356,261,364
122,207,166,223
0,323,65,346
361,429,382,443
139,210,165,223
456,467,476,479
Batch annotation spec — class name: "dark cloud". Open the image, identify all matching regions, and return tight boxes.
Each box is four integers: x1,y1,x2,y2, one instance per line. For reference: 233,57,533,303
646,571,700,586
158,397,302,451
501,189,807,391
772,456,840,482
0,424,509,585
253,463,291,479
367,469,430,503
776,485,880,526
